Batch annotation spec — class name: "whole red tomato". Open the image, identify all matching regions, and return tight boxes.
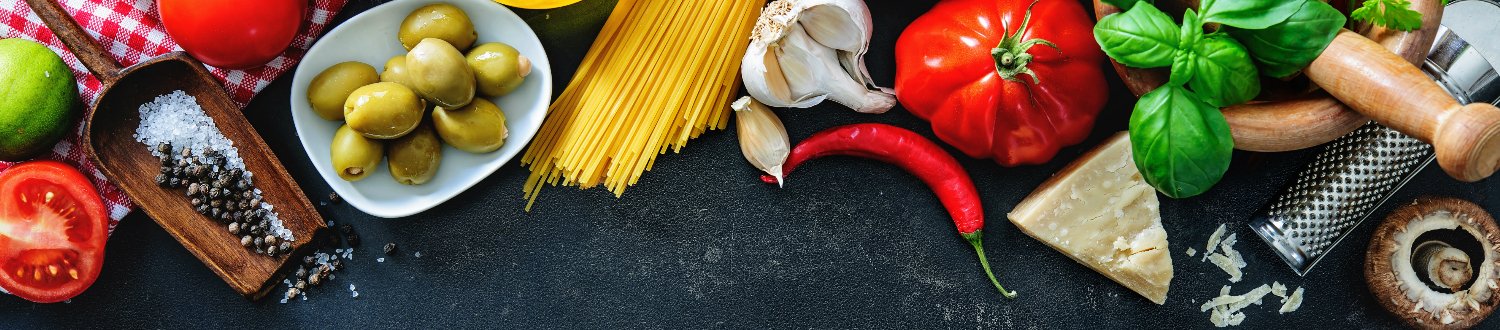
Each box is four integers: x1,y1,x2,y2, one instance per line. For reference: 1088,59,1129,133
157,0,306,69
0,161,110,303
894,0,1107,166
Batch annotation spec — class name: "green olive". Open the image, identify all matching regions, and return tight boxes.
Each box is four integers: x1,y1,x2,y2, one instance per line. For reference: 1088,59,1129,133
307,62,378,121
386,122,442,185
467,42,531,97
331,125,384,182
398,3,476,51
343,82,425,139
380,55,413,89
432,98,508,153
406,38,476,108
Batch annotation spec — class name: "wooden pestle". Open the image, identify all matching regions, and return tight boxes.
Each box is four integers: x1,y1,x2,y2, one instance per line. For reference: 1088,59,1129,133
1306,29,1500,182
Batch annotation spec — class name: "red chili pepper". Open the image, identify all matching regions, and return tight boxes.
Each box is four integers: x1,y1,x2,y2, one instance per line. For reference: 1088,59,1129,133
761,123,1016,298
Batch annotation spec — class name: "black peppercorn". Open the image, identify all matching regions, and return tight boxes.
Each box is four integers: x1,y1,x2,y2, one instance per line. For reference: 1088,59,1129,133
240,235,253,247
383,242,397,255
340,224,360,247
228,222,240,235
267,245,280,256
156,143,171,154
328,192,342,204
155,173,169,186
279,242,291,254
254,236,264,248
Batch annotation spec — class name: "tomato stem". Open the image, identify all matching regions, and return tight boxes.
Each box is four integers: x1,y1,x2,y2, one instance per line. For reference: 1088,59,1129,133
963,230,1016,299
991,0,1059,83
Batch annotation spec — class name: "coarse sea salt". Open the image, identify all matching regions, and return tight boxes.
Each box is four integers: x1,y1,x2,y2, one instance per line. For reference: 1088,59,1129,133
133,90,295,242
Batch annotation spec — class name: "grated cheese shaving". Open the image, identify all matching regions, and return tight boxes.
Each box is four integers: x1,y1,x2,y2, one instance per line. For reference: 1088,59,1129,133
1279,287,1304,314
1208,253,1244,283
1204,284,1274,327
1203,224,1227,262
1271,282,1287,298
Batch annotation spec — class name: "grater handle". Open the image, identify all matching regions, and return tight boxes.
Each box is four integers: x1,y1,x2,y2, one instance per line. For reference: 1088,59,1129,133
1306,29,1500,182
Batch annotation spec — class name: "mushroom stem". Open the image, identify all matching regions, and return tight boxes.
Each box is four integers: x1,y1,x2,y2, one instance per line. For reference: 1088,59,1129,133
1415,240,1473,291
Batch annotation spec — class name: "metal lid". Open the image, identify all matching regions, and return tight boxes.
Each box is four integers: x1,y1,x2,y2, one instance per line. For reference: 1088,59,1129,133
1427,0,1500,104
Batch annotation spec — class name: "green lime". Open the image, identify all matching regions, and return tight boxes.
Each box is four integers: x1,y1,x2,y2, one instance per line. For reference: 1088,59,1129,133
0,38,79,161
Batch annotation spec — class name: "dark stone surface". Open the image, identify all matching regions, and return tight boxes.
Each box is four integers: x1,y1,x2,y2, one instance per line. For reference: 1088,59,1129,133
4,0,1494,328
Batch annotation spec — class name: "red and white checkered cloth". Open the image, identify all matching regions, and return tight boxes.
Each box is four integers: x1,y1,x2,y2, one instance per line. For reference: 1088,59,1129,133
0,0,348,234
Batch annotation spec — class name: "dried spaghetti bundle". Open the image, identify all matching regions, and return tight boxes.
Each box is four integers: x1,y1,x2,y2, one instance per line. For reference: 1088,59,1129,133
521,0,763,209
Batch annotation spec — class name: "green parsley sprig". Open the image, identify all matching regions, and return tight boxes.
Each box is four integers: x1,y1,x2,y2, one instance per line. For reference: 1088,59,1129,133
1351,0,1425,31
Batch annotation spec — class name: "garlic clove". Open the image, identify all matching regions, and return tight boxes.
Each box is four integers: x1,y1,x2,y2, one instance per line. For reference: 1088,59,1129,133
774,24,896,113
741,0,894,114
732,97,790,186
798,1,869,52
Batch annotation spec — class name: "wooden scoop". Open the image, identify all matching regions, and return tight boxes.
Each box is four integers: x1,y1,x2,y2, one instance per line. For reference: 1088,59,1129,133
1307,29,1500,182
25,0,325,300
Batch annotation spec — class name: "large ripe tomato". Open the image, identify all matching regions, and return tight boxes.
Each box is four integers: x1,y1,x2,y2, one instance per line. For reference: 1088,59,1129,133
157,0,306,70
894,0,1108,166
0,161,109,303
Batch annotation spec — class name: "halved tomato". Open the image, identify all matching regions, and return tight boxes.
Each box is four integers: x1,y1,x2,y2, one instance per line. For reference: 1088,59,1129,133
0,161,108,303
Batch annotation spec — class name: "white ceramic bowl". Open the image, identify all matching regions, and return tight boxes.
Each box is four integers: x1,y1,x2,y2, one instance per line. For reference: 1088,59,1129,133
290,0,550,218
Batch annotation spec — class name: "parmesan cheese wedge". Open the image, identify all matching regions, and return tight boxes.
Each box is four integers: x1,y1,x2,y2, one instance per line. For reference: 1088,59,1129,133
1008,132,1173,304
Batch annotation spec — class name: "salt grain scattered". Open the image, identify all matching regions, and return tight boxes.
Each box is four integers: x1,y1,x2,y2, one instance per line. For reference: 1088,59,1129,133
377,257,385,263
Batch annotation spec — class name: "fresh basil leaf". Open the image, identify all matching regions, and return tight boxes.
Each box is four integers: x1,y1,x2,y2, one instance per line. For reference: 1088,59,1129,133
1102,0,1150,11
1189,34,1259,107
1129,85,1234,199
1228,0,1346,78
1168,9,1204,86
1169,51,1195,86
1094,3,1179,68
1199,0,1304,29
1178,9,1204,48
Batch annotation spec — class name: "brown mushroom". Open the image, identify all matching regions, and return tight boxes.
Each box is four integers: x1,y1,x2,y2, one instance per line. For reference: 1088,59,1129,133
1366,197,1500,329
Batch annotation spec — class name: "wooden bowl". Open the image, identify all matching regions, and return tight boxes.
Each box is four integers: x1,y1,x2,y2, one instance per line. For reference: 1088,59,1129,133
1092,0,1444,152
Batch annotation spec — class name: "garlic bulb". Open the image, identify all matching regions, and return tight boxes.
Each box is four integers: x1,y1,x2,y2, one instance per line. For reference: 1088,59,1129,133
742,0,896,114
732,97,790,186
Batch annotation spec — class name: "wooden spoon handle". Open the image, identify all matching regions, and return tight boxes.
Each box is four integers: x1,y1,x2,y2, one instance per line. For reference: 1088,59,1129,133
23,0,123,83
1306,29,1500,182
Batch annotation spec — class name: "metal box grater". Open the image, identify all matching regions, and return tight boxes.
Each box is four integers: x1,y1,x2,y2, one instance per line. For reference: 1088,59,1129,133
1249,0,1500,276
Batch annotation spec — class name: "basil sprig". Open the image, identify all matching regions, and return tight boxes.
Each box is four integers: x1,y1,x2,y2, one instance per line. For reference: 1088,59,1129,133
1129,85,1234,198
1094,3,1178,68
1230,1,1346,78
1093,0,1343,198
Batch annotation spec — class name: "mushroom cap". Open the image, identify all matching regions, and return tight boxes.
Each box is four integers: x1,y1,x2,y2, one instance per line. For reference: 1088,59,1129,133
1366,197,1500,329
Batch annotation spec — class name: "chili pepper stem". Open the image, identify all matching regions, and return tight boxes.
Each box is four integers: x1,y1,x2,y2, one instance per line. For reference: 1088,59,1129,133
962,230,1017,299
991,0,1059,84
